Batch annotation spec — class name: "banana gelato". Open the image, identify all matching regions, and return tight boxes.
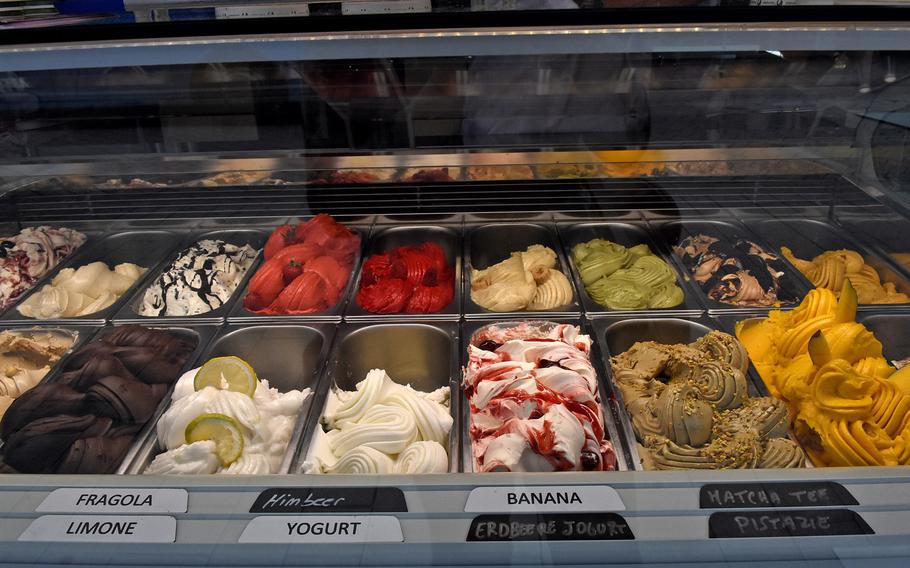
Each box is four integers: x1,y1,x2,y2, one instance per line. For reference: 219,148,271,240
302,369,452,474
782,247,909,304
471,245,573,311
736,281,910,466
571,238,683,310
18,262,147,319
611,331,804,470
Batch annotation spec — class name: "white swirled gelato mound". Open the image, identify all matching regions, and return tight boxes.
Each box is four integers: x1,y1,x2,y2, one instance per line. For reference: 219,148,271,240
302,369,452,474
145,357,310,475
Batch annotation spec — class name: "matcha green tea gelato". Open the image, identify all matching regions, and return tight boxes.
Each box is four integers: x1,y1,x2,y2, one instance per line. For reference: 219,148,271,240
571,238,684,310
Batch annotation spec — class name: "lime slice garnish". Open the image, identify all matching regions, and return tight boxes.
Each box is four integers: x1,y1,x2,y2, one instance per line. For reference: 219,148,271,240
184,413,244,467
193,356,257,397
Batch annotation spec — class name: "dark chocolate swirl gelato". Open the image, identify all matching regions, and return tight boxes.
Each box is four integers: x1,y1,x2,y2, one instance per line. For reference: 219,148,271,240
0,325,196,474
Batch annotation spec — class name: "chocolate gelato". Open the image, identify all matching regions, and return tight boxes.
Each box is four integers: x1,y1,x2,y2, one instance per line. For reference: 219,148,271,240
0,325,196,474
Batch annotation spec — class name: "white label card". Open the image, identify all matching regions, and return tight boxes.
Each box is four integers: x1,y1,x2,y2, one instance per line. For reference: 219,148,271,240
239,515,404,543
19,515,176,543
464,486,625,513
36,488,188,514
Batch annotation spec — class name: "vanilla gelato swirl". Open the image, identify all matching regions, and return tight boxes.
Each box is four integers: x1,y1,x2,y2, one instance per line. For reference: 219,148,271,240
396,441,449,474
305,369,452,474
327,446,395,474
328,404,418,456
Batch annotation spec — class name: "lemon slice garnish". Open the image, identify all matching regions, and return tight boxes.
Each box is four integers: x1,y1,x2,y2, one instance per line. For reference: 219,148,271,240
184,413,244,467
193,356,257,397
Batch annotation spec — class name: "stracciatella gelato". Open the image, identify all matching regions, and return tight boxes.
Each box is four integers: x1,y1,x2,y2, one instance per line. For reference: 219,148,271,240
302,369,452,474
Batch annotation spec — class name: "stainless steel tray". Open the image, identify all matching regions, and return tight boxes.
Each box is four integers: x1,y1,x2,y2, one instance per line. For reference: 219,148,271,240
2,230,184,325
344,224,462,321
463,222,581,318
558,221,703,316
593,315,808,470
0,323,214,475
749,218,910,310
652,218,810,313
293,321,460,474
129,323,335,475
460,319,630,473
114,229,267,324
228,224,367,323
859,313,910,366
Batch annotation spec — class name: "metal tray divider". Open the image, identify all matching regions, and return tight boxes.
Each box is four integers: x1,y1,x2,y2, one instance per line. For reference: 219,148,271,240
748,217,910,313
460,318,631,473
227,223,371,324
115,324,220,474
343,224,463,321
463,222,582,320
1,230,187,326
291,320,460,475
645,217,813,314
556,221,704,318
113,228,270,325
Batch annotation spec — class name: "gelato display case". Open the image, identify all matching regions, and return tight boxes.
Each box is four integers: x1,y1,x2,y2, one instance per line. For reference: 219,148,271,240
4,4,910,567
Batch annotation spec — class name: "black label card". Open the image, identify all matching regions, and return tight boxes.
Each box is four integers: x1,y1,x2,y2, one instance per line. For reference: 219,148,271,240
250,488,407,514
700,482,857,509
467,513,634,542
709,509,873,538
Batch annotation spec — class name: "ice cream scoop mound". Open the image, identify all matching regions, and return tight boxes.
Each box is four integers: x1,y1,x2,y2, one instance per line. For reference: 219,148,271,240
303,369,452,474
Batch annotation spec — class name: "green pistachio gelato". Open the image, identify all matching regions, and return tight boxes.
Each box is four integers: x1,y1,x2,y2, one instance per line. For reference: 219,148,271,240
571,238,684,310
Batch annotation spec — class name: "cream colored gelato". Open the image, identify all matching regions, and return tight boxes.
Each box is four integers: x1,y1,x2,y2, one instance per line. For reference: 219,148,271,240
471,245,573,311
302,369,452,474
18,262,146,319
145,367,310,475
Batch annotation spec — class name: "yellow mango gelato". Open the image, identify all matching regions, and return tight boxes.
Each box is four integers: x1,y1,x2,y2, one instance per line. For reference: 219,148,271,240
736,281,910,466
782,246,909,304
